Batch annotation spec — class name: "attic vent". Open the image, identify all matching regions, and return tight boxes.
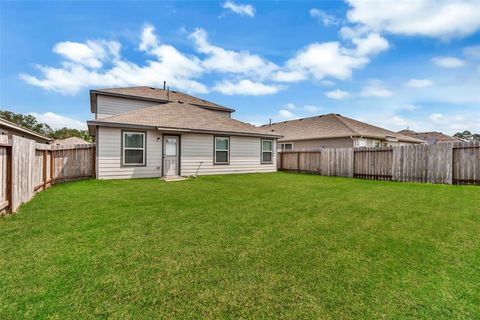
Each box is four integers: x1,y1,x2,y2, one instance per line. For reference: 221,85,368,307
299,119,303,121
149,87,155,90
318,115,323,118
172,90,177,93
336,113,341,116
178,100,184,104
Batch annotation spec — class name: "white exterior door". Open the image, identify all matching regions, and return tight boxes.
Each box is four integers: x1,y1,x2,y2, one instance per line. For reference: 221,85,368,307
163,136,179,177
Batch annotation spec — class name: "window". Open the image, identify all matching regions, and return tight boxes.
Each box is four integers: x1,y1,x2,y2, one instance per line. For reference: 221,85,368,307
261,139,273,163
123,131,145,165
280,143,293,150
214,136,229,164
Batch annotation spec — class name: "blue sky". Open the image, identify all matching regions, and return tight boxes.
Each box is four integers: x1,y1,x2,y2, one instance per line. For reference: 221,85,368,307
1,0,479,134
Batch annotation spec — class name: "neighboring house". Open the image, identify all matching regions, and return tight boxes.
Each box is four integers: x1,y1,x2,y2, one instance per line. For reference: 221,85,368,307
0,118,52,144
87,86,281,180
397,130,462,145
53,137,91,145
262,113,424,150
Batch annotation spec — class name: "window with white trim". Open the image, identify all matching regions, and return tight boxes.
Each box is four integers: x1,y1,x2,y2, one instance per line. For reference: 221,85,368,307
280,143,293,150
123,131,145,165
214,136,229,164
261,139,273,163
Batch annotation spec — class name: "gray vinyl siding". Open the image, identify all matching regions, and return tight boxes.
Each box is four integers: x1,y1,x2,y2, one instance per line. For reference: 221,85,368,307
96,95,231,119
97,127,162,179
96,128,277,179
181,134,277,176
282,137,354,150
96,96,158,119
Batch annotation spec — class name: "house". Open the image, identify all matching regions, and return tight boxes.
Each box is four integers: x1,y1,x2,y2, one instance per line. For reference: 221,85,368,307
0,118,52,144
53,137,92,145
87,86,281,180
397,130,462,145
262,113,424,150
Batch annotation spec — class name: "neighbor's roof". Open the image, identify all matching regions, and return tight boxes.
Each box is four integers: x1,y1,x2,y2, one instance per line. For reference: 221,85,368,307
90,86,234,113
53,137,92,145
397,130,462,144
88,102,281,138
262,113,424,143
0,118,53,143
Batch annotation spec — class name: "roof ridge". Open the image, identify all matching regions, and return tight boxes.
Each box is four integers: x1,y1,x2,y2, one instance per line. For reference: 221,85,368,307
266,113,341,126
331,114,359,136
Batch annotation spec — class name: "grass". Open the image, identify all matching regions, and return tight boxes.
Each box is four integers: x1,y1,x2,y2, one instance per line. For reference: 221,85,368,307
1,172,479,319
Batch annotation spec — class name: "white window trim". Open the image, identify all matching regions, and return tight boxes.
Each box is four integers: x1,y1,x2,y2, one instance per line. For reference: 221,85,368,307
280,143,293,151
214,136,230,164
261,139,273,164
122,131,146,166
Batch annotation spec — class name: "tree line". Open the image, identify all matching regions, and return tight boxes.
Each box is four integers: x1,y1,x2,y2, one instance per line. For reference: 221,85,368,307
0,110,93,142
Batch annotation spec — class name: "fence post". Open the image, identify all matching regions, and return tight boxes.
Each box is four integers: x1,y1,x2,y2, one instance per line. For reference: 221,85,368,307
42,149,47,190
6,145,12,212
50,149,55,185
296,152,300,172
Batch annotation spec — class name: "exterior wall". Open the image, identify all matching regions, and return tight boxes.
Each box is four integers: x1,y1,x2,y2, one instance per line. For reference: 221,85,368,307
96,96,158,119
281,137,418,150
96,127,277,179
281,137,354,150
181,134,277,176
96,95,231,119
97,127,163,179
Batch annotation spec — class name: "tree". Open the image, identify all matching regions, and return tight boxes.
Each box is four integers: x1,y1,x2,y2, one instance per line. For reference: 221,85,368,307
0,110,53,136
453,130,480,142
0,109,93,142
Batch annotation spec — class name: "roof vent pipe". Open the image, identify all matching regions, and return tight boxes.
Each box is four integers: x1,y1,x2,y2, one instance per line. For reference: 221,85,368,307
163,81,166,90
167,86,170,101
269,118,272,126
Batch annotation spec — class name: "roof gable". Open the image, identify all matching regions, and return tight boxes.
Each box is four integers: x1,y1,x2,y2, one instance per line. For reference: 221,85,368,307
88,102,280,138
90,86,234,113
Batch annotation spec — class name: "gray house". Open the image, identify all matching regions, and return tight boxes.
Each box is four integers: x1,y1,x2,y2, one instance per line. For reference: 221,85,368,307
262,113,424,150
87,86,281,180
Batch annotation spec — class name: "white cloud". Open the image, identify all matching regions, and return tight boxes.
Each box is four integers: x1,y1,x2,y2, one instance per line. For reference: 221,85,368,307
310,9,339,26
282,42,368,81
30,112,86,130
352,33,389,57
304,105,321,113
189,28,278,78
360,81,393,97
277,109,296,119
213,79,280,95
139,24,159,51
271,70,306,82
320,80,336,86
399,104,419,111
464,45,480,58
53,40,120,69
285,103,296,110
222,1,255,17
20,25,207,95
429,113,444,121
346,0,480,39
325,89,350,100
431,56,466,68
405,79,434,88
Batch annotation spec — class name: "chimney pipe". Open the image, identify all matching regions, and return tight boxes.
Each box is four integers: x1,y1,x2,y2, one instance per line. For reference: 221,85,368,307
167,86,170,101
163,81,166,90
269,118,272,126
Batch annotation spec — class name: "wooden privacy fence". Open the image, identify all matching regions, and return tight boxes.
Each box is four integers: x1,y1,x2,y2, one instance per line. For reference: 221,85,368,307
277,141,480,185
0,135,95,214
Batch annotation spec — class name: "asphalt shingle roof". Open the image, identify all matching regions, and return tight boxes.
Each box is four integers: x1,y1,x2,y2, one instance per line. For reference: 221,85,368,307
91,86,234,112
262,113,424,143
89,102,281,138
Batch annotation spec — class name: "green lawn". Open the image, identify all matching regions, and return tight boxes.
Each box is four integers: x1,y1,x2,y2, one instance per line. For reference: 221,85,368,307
1,173,479,319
